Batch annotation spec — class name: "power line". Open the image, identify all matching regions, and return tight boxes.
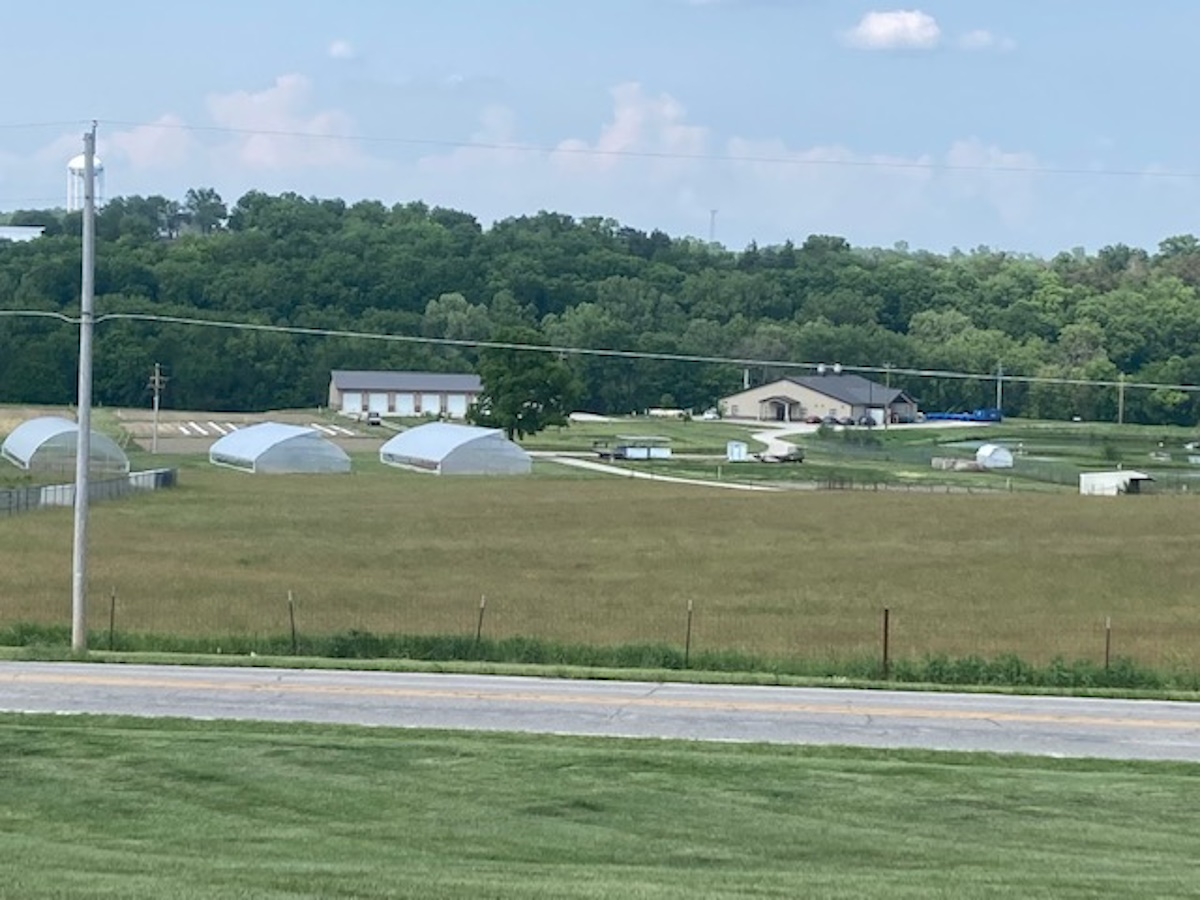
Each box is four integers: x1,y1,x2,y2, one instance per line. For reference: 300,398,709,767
97,118,1200,181
1,307,1197,396
0,120,89,131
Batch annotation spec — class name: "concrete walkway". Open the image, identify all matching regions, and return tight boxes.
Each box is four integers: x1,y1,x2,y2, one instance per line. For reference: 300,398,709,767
540,455,781,492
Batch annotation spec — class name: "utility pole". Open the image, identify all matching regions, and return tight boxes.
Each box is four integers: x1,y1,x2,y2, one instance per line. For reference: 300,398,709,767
883,362,892,430
995,362,1004,412
1117,373,1126,425
709,209,718,243
71,122,97,654
148,363,168,454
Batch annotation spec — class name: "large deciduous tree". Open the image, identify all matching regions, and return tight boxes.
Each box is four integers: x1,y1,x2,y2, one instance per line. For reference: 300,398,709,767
468,329,581,440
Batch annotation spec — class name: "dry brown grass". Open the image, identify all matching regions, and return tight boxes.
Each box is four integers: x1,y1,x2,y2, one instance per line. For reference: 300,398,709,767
2,464,1199,666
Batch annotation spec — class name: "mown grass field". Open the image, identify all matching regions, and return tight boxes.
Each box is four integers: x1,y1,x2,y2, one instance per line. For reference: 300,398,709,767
2,450,1200,670
1,714,1197,899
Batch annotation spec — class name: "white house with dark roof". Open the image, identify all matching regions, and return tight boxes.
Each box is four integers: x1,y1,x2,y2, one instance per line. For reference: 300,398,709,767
328,370,483,419
718,374,918,424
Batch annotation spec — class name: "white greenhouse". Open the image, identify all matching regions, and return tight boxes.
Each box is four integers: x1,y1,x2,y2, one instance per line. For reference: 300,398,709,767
379,422,532,475
1,416,129,476
208,422,351,474
975,443,1014,470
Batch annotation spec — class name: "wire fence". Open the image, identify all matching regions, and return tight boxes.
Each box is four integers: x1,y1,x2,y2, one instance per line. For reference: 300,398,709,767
0,468,177,517
5,592,1196,689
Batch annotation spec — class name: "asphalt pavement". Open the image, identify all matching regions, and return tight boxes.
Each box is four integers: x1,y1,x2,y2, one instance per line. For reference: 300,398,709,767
1,661,1198,761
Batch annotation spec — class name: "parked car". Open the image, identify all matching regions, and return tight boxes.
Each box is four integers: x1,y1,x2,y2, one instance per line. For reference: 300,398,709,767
365,411,382,426
805,415,823,424
838,416,857,427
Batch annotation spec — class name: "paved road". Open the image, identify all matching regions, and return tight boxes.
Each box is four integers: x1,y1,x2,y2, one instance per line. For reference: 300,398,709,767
1,662,1198,761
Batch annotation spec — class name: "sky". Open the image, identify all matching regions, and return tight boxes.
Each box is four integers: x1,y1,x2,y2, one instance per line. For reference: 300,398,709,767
2,0,1199,256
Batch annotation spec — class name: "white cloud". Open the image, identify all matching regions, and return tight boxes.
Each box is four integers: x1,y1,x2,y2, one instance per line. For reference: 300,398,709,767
106,114,196,169
418,104,526,177
958,29,1016,52
412,83,1042,249
328,39,356,60
205,74,362,169
551,82,707,175
843,10,941,50
944,138,1039,225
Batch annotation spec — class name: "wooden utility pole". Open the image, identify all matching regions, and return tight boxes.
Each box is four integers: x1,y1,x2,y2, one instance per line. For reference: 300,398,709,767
148,363,168,454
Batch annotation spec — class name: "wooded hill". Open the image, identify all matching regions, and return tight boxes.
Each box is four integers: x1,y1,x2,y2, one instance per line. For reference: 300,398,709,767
3,190,1199,424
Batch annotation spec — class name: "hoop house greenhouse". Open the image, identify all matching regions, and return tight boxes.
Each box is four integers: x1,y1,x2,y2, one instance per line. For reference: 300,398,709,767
1,416,129,476
379,422,531,475
208,422,351,474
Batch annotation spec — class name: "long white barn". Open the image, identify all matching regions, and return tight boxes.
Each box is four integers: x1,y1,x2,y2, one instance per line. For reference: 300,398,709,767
328,370,482,420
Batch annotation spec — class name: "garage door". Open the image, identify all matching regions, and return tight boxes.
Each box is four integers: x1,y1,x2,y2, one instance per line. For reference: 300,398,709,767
341,392,362,414
368,393,389,414
420,393,443,416
395,393,415,416
446,394,469,418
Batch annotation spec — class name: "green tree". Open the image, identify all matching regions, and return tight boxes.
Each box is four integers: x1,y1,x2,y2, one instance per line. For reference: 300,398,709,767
468,329,581,439
183,188,227,235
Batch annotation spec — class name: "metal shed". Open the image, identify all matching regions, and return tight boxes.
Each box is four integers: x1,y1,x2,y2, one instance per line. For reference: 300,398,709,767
1079,470,1153,496
379,422,531,475
208,422,351,474
1,416,129,476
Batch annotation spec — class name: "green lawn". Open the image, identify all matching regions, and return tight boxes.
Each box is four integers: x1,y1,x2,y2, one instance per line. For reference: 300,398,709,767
0,714,1196,899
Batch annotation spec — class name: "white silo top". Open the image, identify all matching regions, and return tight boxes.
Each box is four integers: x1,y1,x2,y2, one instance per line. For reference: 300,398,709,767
67,154,104,172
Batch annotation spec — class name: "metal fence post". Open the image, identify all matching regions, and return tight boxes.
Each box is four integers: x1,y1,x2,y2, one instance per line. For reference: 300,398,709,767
882,607,891,680
684,599,694,668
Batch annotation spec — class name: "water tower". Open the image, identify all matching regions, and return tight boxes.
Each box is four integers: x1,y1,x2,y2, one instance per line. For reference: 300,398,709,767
66,153,105,212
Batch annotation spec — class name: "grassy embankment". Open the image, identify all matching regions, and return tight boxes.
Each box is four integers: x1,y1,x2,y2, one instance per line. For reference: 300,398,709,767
1,714,1197,899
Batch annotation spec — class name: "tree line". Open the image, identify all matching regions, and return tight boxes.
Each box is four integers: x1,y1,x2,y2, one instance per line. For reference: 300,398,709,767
2,189,1200,425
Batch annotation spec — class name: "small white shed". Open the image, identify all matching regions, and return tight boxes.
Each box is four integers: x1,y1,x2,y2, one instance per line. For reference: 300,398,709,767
1079,470,1153,496
726,441,748,462
976,443,1014,470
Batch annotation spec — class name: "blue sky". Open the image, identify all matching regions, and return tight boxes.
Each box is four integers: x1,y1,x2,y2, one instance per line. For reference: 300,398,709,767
2,0,1198,255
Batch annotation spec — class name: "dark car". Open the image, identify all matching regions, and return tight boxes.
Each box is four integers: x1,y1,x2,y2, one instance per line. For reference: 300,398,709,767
838,416,857,427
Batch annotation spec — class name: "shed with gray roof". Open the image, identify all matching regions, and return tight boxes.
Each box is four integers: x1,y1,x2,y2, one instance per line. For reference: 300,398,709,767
328,370,482,420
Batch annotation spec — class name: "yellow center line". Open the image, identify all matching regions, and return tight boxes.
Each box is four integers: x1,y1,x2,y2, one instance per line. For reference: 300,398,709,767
4,672,1199,731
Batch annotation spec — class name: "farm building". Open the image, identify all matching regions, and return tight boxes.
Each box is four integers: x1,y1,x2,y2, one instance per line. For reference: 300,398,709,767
379,422,531,475
718,374,918,424
975,444,1014,469
328,370,482,420
1,416,129,476
0,225,46,243
1079,470,1154,496
208,422,351,474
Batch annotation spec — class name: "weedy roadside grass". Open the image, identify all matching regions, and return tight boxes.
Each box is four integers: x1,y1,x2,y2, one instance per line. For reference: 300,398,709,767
1,714,1197,899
